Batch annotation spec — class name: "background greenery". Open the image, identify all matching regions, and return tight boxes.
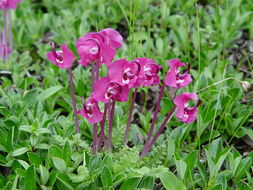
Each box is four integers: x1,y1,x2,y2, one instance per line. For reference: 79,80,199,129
0,0,252,189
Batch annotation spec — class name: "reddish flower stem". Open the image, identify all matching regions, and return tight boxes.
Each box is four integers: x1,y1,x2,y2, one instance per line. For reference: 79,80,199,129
68,68,80,134
108,100,116,151
98,103,109,152
8,9,12,53
3,8,7,61
91,61,95,91
140,106,176,158
124,87,138,145
143,81,166,150
95,61,100,82
92,123,98,154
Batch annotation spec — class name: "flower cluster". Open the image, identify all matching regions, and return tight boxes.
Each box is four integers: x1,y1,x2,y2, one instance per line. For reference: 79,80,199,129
46,28,201,156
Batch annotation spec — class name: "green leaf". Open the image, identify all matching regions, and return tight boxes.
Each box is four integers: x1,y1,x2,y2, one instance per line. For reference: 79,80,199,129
52,157,66,172
11,175,19,190
185,150,198,171
205,148,216,177
38,86,63,101
12,147,29,157
235,157,252,179
88,154,102,175
24,165,36,190
28,152,43,168
119,177,141,190
19,125,32,133
17,160,30,170
102,155,113,171
63,141,71,167
38,128,52,134
138,176,154,189
57,173,74,190
49,145,62,158
40,165,49,185
101,167,113,187
175,160,187,180
159,170,186,190
242,127,253,140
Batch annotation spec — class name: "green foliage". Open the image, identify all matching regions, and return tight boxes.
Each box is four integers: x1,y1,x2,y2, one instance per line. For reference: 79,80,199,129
0,0,253,189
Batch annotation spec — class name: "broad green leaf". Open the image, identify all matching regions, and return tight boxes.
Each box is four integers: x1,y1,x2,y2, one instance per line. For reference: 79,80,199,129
175,160,187,180
101,167,113,187
235,157,252,179
49,145,62,158
88,154,102,175
185,150,198,171
17,160,30,170
215,148,231,174
119,177,141,190
19,125,32,133
159,170,186,190
38,86,63,101
11,175,19,190
242,127,253,140
102,155,113,171
28,152,43,168
24,165,36,190
138,176,154,189
57,173,74,190
52,157,66,172
205,148,216,177
63,141,71,167
40,165,49,185
38,128,52,134
12,147,29,157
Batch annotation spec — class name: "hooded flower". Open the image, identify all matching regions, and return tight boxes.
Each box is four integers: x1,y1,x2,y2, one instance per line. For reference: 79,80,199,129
165,59,192,88
173,92,200,124
77,94,103,124
134,58,162,87
108,58,141,88
99,28,123,48
0,0,21,9
93,76,130,103
47,42,75,69
76,28,122,67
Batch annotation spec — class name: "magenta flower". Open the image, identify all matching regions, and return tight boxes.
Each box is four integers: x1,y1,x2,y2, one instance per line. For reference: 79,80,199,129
77,94,103,124
99,28,123,48
76,30,119,67
0,0,21,9
47,42,75,69
94,76,130,103
165,59,192,88
173,92,200,124
108,58,141,88
135,58,162,87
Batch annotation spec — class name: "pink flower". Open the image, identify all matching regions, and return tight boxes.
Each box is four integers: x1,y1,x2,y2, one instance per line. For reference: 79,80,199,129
173,92,200,124
99,28,123,48
76,29,121,67
0,0,21,9
77,94,103,124
47,42,75,69
165,59,192,88
135,58,162,87
94,76,130,103
108,58,141,88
